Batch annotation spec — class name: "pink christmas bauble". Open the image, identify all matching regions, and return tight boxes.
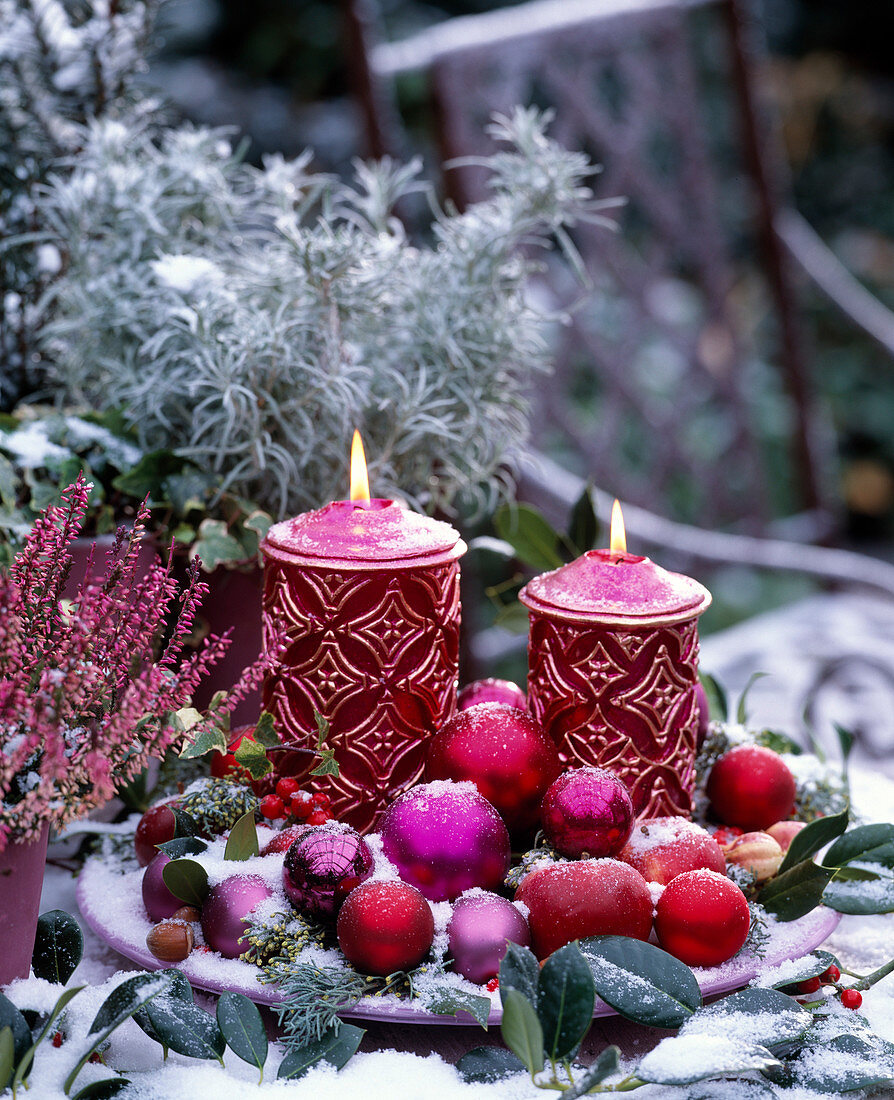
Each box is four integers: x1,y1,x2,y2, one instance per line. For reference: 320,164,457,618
457,678,527,711
426,703,562,833
447,891,531,984
377,781,511,902
141,853,182,921
282,826,374,918
201,875,273,958
541,767,634,859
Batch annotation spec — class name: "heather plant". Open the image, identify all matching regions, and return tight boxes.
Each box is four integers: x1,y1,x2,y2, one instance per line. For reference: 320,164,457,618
0,473,269,851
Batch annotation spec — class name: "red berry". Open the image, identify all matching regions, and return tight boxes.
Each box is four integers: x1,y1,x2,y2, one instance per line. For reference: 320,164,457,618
312,792,331,810
290,790,314,820
52,1032,63,1048
706,745,796,831
711,826,743,847
276,776,300,801
654,869,751,967
486,977,500,992
821,964,841,984
260,794,286,820
307,809,331,826
797,977,821,994
841,988,863,1010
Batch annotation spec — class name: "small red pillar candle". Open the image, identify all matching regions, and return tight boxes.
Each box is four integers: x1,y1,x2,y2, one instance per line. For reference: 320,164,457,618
519,546,711,819
261,499,466,832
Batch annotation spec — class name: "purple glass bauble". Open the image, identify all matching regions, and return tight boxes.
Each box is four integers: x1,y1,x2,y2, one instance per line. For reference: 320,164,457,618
141,853,181,921
541,767,635,859
447,892,531,984
457,678,527,711
201,875,273,958
282,826,374,918
377,781,511,902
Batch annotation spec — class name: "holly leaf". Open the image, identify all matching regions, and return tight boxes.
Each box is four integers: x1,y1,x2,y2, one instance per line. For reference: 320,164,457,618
567,482,599,557
798,1033,894,1093
172,808,202,840
224,811,260,862
162,859,209,907
680,987,812,1051
824,823,894,868
823,865,894,914
699,672,728,723
71,1080,131,1099
136,992,225,1061
277,1024,365,1080
736,672,769,725
156,837,208,859
0,995,30,1086
234,736,273,780
757,860,836,921
636,1035,780,1086
216,991,267,1076
499,942,540,1007
778,806,849,873
565,1046,621,1098
32,910,83,985
764,949,839,989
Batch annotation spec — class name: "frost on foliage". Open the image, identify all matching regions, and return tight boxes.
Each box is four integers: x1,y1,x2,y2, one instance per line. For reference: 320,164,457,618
38,107,615,520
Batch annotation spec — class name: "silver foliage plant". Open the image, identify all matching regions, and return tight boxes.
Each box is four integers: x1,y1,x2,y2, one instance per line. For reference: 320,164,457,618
38,105,612,519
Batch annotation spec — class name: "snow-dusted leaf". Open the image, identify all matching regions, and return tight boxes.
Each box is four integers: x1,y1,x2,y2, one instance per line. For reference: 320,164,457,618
681,987,812,1051
455,1047,525,1083
580,936,701,1028
636,1034,780,1086
425,989,491,1028
32,909,83,985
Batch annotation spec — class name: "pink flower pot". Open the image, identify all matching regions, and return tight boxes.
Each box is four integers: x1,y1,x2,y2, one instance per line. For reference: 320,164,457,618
0,824,50,987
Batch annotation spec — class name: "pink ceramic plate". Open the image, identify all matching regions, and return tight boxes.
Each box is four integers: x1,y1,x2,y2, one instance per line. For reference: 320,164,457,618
77,859,841,1027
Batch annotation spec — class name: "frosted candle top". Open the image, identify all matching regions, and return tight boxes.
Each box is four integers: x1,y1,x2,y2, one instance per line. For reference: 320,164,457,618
519,549,711,627
262,499,466,567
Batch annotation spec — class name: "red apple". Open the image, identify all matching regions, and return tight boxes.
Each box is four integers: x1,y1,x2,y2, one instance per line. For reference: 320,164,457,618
654,869,750,967
134,802,179,867
619,816,726,885
515,858,652,959
766,820,806,853
706,744,797,830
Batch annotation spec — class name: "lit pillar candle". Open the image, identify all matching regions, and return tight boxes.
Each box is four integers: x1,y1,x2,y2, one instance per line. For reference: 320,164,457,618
260,433,466,832
519,503,711,818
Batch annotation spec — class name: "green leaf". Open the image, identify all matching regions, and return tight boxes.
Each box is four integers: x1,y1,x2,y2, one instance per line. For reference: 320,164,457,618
823,865,894,914
71,1079,131,1099
494,503,563,571
567,482,599,557
579,936,701,1029
455,1047,525,1083
757,859,836,921
65,975,169,1094
171,808,202,839
0,1028,14,1093
680,988,812,1051
162,859,209,907
798,1034,894,1093
426,989,491,1028
244,510,273,540
565,1046,620,1098
779,806,849,873
190,518,248,570
764,950,839,989
13,985,85,1089
636,1035,781,1085
754,728,803,756
234,736,273,780
0,992,33,1079
224,811,260,862
500,989,544,1076
699,672,728,722
277,1024,365,1079
537,943,595,1061
253,712,280,748
499,942,540,1007
111,450,187,499
179,723,229,760
310,753,340,778
736,672,768,725
132,970,194,1045
216,991,268,1076
138,992,225,1060
824,823,894,868
156,836,208,859
32,910,84,984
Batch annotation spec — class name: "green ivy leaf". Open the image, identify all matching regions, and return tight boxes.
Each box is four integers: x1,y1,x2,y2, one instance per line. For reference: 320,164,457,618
537,943,595,1061
244,511,273,540
216,991,268,1077
579,936,701,1029
277,1024,365,1080
824,823,894,868
636,1035,781,1085
680,988,812,1051
190,518,248,571
823,865,894,914
137,992,225,1061
111,450,187,499
426,989,491,1028
224,811,260,862
758,860,836,921
253,712,280,748
500,989,544,1077
71,1079,131,1099
494,503,563,572
499,942,540,1007
162,859,209,907
565,1046,620,1098
179,722,229,761
779,806,849,873
455,1047,525,1083
32,910,84,985
234,736,273,780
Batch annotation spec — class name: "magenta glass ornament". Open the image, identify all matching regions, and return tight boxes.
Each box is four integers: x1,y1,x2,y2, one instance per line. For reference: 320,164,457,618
282,826,374,918
377,780,511,901
457,678,526,711
520,550,711,818
447,892,531,984
262,499,466,833
141,853,181,921
541,767,635,859
201,875,273,958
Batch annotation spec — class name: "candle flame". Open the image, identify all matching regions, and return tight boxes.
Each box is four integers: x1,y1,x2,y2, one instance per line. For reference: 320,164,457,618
350,430,371,503
610,499,627,555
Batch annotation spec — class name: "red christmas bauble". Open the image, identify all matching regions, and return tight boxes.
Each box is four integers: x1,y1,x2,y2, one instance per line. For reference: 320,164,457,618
282,826,374,918
654,868,750,967
426,704,561,833
619,816,726,885
706,744,797,831
457,679,527,711
336,880,435,975
134,802,178,867
540,767,634,859
515,859,652,959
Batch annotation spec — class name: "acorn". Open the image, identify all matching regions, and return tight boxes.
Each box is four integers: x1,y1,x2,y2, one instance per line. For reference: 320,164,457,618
171,905,201,923
146,919,195,963
722,831,784,883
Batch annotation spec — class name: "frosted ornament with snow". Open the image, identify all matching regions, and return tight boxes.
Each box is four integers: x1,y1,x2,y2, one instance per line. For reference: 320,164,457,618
619,815,726,885
706,743,797,830
446,890,531,984
540,766,635,859
201,875,274,958
336,879,435,976
282,822,374,918
655,868,751,967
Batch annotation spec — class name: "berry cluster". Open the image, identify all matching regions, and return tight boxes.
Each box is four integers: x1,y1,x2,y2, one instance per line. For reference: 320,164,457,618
792,964,862,1010
260,777,332,826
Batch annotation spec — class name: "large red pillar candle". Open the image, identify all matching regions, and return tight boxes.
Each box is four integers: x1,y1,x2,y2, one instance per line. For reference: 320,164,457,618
261,500,466,832
519,549,711,819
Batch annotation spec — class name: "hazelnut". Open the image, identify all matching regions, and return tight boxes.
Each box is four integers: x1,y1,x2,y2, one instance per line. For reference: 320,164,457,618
171,905,201,923
722,831,784,883
146,920,195,962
